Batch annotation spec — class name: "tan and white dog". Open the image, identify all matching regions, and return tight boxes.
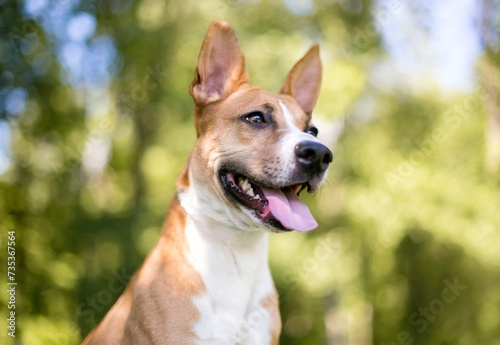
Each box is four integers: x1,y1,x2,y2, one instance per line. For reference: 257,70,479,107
82,21,332,345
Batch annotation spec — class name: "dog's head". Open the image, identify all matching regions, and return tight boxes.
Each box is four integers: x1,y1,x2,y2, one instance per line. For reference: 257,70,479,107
177,21,332,233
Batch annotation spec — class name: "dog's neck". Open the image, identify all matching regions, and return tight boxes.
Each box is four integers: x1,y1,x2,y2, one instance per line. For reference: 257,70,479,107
178,179,270,269
178,180,275,342
183,214,270,280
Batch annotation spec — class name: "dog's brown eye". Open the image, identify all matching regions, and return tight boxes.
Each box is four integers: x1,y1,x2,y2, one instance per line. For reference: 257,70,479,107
245,112,266,125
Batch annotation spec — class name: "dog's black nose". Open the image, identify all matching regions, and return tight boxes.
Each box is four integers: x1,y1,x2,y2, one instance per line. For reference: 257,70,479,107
295,141,333,174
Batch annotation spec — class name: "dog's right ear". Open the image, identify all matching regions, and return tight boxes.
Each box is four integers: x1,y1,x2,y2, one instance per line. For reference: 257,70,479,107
190,21,249,106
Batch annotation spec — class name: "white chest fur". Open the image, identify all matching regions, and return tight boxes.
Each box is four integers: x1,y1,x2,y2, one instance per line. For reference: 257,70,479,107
184,215,276,345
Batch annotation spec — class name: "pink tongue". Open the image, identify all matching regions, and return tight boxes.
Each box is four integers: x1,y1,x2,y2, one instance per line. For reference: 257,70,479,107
261,187,318,232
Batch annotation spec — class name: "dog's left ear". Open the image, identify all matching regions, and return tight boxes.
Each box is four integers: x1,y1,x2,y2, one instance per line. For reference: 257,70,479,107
281,44,322,115
190,21,249,106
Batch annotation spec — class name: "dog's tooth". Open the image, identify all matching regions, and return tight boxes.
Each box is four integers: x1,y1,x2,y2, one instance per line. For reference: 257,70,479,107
248,187,255,197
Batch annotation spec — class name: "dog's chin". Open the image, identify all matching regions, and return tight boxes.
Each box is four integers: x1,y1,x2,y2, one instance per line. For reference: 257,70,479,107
219,169,320,233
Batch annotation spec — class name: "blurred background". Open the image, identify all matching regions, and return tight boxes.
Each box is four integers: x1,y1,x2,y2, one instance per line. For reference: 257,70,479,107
1,0,500,344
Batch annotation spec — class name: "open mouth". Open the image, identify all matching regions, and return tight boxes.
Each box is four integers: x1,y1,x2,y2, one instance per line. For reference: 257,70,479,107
220,171,318,232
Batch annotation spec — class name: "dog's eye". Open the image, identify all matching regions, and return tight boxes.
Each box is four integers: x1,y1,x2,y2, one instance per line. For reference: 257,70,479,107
306,127,318,137
245,112,266,125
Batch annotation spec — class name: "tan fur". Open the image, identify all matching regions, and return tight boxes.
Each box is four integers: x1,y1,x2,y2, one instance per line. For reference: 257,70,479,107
260,292,282,345
82,197,205,344
176,152,192,191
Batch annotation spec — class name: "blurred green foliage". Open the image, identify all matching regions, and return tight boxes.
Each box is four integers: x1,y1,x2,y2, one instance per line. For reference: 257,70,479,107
1,0,500,344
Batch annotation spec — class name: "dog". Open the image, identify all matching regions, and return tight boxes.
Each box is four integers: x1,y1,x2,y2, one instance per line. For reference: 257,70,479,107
82,20,332,345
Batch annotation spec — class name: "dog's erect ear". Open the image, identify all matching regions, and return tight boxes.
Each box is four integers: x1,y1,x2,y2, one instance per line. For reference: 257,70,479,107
190,21,249,106
281,44,322,115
